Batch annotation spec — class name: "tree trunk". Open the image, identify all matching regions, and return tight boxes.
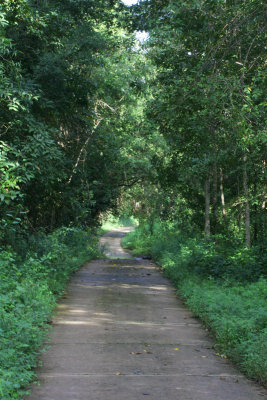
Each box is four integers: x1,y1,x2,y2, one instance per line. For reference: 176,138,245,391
212,161,218,232
237,176,242,232
243,155,251,247
219,168,227,219
50,206,55,231
262,160,266,243
205,174,211,238
253,181,258,243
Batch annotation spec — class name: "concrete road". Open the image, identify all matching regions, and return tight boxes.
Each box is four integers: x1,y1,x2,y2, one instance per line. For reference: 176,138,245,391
26,228,266,400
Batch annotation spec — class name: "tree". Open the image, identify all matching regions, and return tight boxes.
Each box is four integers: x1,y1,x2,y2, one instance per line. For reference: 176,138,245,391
132,0,266,246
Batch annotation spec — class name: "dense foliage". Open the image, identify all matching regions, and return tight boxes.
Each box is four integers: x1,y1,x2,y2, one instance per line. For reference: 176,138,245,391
0,0,151,243
0,0,266,396
131,0,266,247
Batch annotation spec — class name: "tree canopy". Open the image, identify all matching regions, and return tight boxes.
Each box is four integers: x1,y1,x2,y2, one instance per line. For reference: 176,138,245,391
0,0,266,246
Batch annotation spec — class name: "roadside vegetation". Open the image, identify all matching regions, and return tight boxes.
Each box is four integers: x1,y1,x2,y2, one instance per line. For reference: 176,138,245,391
0,228,99,399
123,222,267,385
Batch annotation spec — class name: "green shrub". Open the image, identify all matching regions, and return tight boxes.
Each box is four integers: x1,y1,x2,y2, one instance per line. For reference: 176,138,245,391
126,222,266,282
0,227,99,399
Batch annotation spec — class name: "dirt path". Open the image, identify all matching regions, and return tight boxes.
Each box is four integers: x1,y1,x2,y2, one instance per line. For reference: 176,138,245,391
27,228,266,400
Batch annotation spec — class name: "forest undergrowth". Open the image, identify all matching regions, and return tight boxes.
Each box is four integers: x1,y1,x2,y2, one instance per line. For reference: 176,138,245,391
122,222,267,386
0,228,100,399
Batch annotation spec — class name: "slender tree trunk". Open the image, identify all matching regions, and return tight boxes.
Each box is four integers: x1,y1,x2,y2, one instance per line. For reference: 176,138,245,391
50,206,55,230
219,168,226,219
237,176,242,232
205,173,211,238
262,160,266,242
211,126,218,234
212,161,218,233
253,181,258,243
243,155,251,247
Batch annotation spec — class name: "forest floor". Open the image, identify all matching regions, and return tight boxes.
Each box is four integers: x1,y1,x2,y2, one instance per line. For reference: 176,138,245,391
26,228,266,400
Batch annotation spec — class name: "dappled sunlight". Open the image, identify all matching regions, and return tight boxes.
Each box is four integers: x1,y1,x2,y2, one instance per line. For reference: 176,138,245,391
56,305,92,313
55,315,114,326
119,265,155,270
147,285,168,291
54,316,181,329
68,309,88,314
70,282,169,292
93,312,113,317
116,283,168,291
103,264,155,269
56,320,98,326
112,320,185,328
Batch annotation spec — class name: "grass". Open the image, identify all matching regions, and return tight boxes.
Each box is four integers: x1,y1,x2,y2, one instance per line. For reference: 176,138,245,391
0,227,100,399
122,221,267,386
